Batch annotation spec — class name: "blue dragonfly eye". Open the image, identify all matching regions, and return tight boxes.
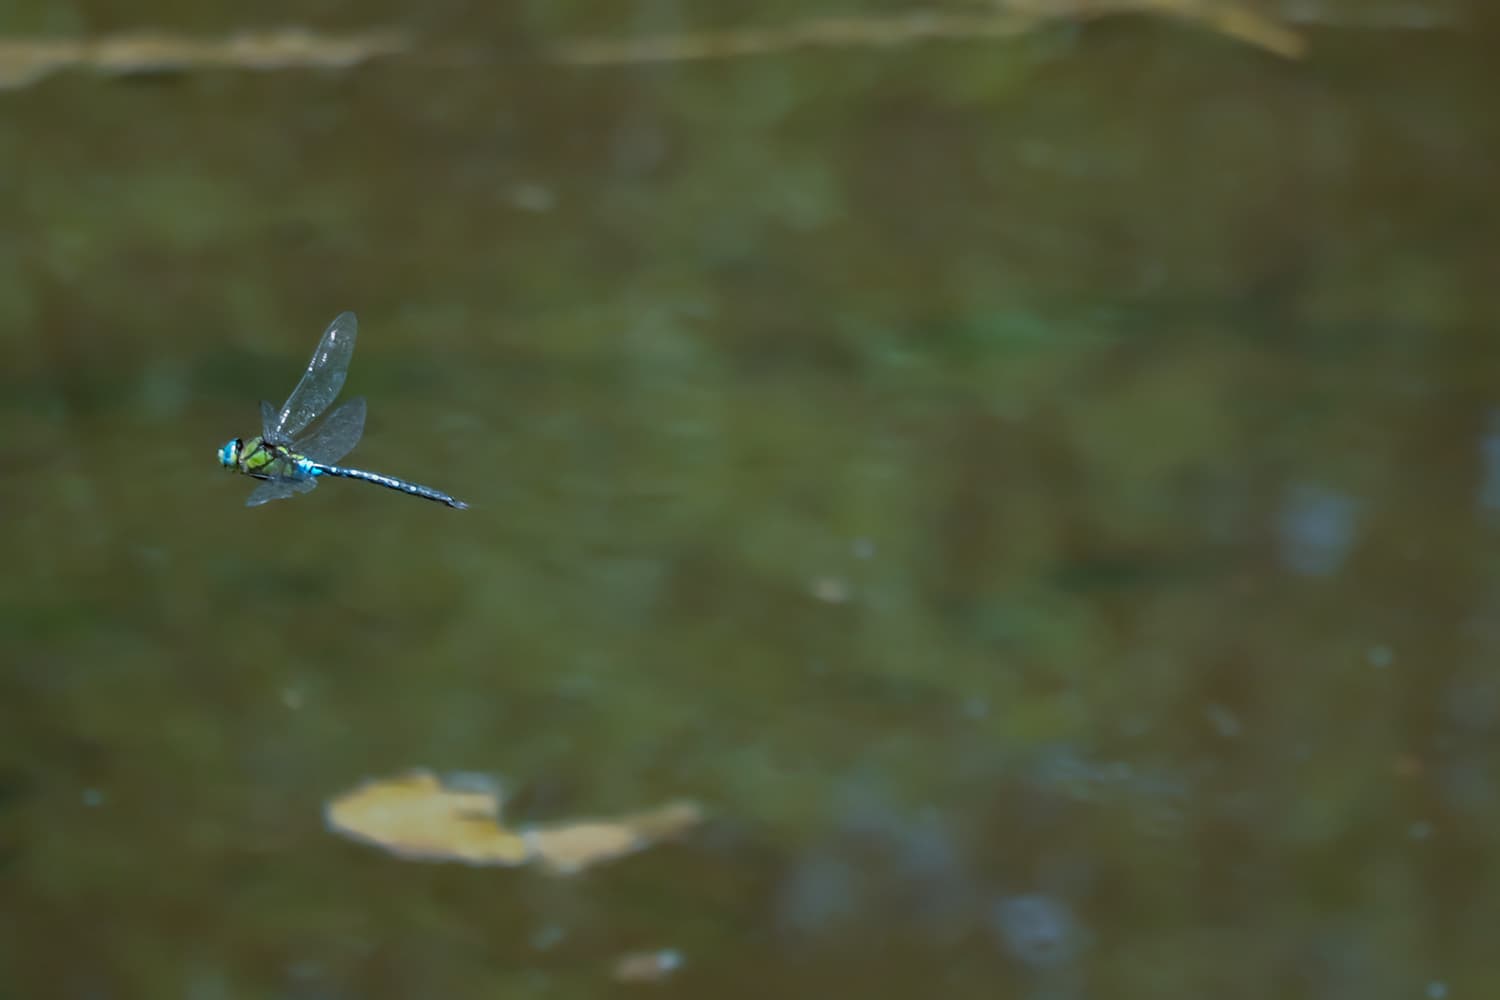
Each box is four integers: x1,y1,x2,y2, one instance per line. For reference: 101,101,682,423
218,439,241,468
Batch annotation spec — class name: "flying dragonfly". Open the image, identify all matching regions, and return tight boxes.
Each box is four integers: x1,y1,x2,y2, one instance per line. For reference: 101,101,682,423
218,311,468,509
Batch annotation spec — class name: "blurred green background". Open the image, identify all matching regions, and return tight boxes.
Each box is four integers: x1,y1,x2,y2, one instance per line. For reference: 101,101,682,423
2,2,1498,997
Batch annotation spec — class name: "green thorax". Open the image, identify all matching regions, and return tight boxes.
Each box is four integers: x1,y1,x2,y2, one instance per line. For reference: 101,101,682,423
239,436,304,477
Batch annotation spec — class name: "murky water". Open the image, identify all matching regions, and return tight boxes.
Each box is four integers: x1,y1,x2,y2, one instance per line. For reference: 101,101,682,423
2,3,1497,997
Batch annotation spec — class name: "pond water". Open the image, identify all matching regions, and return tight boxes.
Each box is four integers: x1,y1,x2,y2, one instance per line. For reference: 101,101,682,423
2,3,1497,997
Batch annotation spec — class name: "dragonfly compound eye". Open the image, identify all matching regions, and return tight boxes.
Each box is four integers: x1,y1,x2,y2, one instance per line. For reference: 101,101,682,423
219,439,241,468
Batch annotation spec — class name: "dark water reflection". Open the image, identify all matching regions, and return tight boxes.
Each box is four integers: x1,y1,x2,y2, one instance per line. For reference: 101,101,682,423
2,3,1498,997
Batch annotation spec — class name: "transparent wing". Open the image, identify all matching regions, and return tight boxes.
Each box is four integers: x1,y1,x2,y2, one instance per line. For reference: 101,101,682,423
270,311,358,444
259,400,278,439
295,397,366,466
246,477,318,507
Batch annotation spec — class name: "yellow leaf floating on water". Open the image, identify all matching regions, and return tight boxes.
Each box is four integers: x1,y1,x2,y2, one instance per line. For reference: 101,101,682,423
325,770,529,866
528,801,704,875
324,770,702,875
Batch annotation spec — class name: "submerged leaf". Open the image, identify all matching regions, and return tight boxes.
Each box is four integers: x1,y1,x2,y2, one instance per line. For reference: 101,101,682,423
552,0,1305,65
324,769,528,866
0,28,407,91
324,771,702,875
527,801,703,876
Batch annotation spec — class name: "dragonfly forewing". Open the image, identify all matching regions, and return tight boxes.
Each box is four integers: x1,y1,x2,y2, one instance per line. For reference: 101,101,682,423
270,311,358,442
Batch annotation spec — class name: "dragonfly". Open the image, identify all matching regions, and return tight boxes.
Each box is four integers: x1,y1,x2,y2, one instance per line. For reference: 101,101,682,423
218,311,468,509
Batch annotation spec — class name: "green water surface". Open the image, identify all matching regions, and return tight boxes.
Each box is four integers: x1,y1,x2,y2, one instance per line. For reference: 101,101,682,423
2,3,1497,997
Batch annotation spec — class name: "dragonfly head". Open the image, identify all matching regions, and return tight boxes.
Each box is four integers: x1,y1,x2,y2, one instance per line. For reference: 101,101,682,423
218,438,242,470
